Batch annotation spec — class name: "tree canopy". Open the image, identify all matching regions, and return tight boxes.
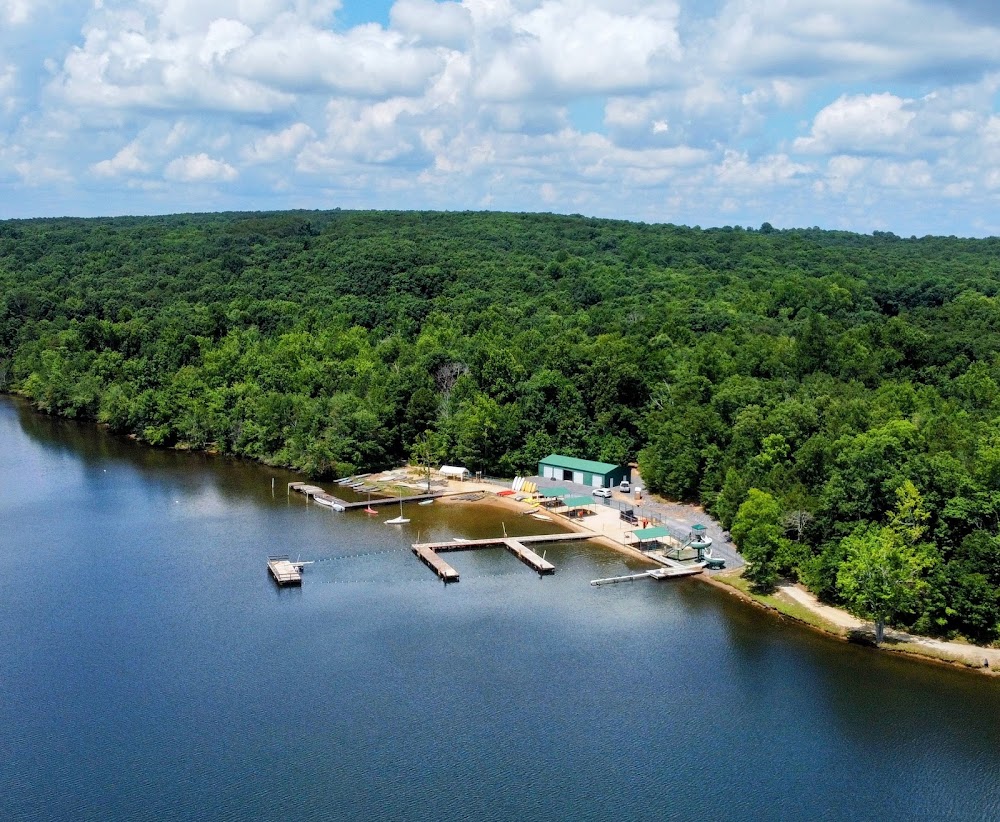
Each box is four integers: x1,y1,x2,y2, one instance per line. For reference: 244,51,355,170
836,482,936,643
3,209,1000,641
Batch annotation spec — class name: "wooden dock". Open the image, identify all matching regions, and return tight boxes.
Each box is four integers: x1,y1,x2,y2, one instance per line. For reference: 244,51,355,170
412,545,461,582
414,532,591,552
267,555,305,586
288,483,348,510
502,538,556,574
411,532,589,581
337,492,444,510
288,482,445,511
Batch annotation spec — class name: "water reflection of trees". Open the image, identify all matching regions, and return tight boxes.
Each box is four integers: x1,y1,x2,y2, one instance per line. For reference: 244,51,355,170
8,396,299,504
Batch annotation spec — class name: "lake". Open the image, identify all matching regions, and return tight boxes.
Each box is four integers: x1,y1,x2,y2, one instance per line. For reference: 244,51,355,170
2,396,999,821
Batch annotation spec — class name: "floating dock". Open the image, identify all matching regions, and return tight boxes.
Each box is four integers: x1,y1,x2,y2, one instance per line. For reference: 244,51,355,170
589,572,652,586
267,555,306,586
411,532,589,581
590,565,704,586
648,566,703,579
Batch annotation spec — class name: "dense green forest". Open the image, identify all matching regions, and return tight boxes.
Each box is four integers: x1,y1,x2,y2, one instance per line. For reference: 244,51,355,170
4,209,1000,642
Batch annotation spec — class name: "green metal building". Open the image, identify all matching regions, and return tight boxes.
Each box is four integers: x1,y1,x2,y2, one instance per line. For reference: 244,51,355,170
537,454,629,489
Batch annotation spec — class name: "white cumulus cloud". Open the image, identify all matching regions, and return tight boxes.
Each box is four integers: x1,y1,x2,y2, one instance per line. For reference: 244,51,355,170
0,0,32,24
92,141,150,176
242,122,316,163
228,23,447,97
716,150,811,187
164,152,238,182
390,0,471,47
794,93,917,154
0,0,998,236
472,0,683,100
709,0,1000,83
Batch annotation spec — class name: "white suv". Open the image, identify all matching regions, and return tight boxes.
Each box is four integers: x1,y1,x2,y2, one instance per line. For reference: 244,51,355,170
619,480,630,492
592,487,612,498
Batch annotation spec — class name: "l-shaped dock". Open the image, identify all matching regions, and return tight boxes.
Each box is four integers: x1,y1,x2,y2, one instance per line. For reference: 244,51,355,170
411,532,593,582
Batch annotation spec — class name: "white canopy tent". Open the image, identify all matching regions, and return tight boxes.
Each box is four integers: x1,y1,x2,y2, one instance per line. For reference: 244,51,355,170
439,465,470,480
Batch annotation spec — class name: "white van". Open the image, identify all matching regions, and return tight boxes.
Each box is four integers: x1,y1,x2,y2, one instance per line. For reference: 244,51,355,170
619,480,630,493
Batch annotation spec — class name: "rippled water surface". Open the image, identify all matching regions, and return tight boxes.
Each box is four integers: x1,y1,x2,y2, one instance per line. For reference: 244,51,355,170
2,396,999,821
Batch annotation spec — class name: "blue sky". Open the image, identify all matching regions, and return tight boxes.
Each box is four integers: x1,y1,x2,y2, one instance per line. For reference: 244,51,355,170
2,0,1000,236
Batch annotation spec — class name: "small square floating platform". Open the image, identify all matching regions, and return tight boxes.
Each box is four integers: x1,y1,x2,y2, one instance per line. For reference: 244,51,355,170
267,555,304,586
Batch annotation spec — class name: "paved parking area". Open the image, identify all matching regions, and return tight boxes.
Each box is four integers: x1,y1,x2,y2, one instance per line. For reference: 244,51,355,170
530,475,744,570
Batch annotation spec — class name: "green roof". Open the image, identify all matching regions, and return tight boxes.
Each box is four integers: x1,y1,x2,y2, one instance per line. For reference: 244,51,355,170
563,495,596,507
539,487,568,498
632,526,671,540
539,454,622,475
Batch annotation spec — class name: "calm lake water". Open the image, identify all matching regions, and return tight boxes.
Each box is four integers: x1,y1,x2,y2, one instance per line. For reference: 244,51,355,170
2,395,1000,821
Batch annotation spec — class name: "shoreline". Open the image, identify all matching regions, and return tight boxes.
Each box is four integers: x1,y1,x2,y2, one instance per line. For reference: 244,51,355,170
9,401,997,680
701,568,1000,676
394,473,1000,677
444,480,1000,677
439,486,659,565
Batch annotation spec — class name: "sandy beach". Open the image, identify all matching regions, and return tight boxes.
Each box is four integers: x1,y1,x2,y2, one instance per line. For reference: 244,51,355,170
432,480,658,564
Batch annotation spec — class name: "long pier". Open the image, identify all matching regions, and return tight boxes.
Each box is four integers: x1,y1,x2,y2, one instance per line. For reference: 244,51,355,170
411,532,591,581
288,482,445,511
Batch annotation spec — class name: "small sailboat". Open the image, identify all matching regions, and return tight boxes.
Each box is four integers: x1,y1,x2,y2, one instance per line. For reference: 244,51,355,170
364,492,378,516
418,499,434,506
385,490,410,525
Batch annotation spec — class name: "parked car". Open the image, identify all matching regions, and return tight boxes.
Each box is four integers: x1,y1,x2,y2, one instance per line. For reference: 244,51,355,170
592,487,612,498
619,480,630,492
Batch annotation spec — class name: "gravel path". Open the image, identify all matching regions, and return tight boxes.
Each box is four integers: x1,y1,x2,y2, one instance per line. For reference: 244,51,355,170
779,583,1000,670
779,583,863,629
